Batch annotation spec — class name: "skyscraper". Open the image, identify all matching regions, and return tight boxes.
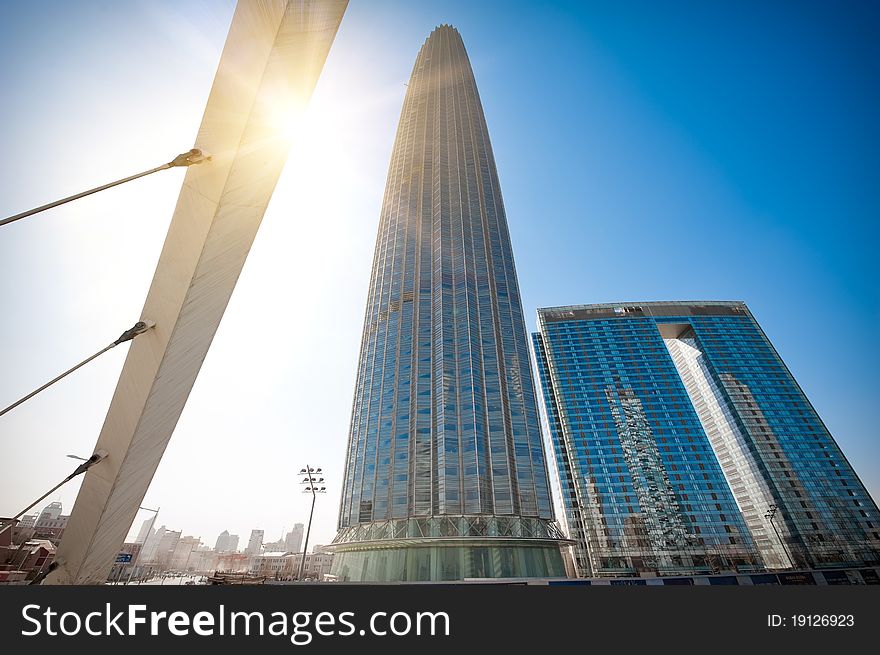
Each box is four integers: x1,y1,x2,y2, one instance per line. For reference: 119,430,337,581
214,530,231,552
533,301,880,577
146,527,181,567
286,523,305,553
37,502,63,523
331,25,566,581
245,529,264,556
134,519,154,548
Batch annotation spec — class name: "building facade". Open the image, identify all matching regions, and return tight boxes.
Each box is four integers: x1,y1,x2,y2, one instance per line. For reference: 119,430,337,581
332,25,566,581
33,502,68,545
533,301,880,577
36,502,62,523
134,518,154,546
141,526,181,567
245,530,264,556
250,552,291,577
140,525,163,562
10,514,36,546
155,528,182,568
189,547,218,574
215,530,231,553
286,523,304,553
263,539,287,552
1,539,56,582
295,550,335,580
248,550,336,581
170,536,201,570
216,551,250,573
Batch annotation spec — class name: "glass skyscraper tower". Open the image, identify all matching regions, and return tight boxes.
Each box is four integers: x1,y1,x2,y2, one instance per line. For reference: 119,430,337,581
331,25,566,581
533,301,880,577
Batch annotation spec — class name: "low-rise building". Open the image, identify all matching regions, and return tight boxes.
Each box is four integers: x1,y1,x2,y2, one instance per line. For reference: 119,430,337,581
216,551,250,573
250,551,292,577
12,515,37,545
33,502,69,545
3,539,56,581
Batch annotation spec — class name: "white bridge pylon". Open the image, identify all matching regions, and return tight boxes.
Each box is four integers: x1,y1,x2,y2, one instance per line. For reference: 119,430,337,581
44,0,348,584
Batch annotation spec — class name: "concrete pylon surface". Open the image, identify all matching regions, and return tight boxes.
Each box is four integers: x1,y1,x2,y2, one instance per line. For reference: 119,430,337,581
44,0,348,584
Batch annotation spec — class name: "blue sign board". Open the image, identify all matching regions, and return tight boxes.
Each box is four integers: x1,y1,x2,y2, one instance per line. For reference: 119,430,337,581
116,553,132,563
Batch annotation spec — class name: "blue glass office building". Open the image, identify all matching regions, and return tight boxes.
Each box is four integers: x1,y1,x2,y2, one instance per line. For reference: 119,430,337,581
533,301,880,577
330,26,566,581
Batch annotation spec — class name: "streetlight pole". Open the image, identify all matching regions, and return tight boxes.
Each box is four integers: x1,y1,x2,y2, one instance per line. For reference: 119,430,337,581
296,465,326,581
179,538,200,585
765,504,793,569
125,506,159,585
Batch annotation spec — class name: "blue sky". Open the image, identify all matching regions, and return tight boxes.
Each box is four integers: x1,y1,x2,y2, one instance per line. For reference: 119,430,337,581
1,0,877,547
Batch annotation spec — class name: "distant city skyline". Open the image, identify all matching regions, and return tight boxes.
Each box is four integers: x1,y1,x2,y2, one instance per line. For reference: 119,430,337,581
13,499,320,556
1,1,877,556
